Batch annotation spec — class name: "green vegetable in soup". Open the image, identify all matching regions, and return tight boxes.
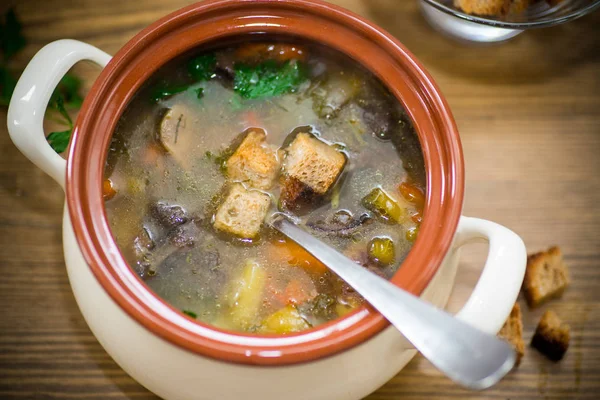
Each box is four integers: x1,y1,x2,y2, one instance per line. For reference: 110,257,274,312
301,293,336,321
188,53,217,81
259,305,310,334
195,87,204,100
367,236,395,266
362,187,404,224
227,259,267,330
182,309,197,318
151,84,190,103
233,60,306,99
406,226,419,242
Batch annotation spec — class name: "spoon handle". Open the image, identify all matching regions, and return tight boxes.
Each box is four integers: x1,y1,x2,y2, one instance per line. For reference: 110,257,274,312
272,218,515,390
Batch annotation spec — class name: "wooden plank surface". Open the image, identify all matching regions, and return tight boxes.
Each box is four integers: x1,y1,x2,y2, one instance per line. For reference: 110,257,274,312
1,0,599,398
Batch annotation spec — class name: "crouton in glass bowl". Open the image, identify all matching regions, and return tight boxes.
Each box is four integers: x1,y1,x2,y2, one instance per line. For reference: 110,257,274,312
419,0,600,42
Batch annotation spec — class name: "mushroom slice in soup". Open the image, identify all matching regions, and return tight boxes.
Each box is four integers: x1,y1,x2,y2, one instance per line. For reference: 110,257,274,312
159,103,197,163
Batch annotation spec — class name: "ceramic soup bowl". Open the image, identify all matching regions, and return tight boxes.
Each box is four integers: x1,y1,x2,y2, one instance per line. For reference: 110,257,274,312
7,1,526,399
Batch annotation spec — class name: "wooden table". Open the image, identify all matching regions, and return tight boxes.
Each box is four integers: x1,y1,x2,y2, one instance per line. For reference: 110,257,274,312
1,0,599,398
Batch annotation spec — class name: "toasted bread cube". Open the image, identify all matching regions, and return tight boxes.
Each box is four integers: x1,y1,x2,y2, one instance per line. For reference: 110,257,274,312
226,129,280,190
213,184,271,239
531,310,570,361
283,133,345,194
454,0,530,16
454,0,508,15
506,0,530,14
498,303,525,366
280,133,345,211
524,246,570,308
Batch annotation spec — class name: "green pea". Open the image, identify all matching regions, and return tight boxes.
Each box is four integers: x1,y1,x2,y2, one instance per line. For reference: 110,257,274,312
368,237,395,266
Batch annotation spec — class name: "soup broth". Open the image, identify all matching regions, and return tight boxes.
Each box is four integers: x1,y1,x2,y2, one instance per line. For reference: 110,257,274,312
104,39,426,334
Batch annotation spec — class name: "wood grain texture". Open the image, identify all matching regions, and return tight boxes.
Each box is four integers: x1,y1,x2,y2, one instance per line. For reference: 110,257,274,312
1,0,599,399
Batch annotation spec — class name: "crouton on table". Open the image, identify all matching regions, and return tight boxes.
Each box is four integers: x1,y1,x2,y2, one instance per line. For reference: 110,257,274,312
523,246,570,308
531,310,570,361
213,183,271,239
498,303,525,366
280,132,345,210
226,129,280,190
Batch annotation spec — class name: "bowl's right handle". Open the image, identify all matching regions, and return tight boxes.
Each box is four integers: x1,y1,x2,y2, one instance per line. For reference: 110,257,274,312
453,216,527,334
7,39,111,190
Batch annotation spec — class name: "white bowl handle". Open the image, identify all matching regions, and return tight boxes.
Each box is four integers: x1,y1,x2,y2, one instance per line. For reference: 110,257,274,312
453,216,527,334
7,39,111,190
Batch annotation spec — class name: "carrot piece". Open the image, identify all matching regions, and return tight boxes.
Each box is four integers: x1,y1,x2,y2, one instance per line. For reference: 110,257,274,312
267,239,328,274
284,279,314,305
399,182,425,207
102,178,117,200
411,210,423,224
234,43,306,63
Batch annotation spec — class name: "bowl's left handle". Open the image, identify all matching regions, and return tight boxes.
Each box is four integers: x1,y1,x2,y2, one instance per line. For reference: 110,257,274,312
7,39,111,190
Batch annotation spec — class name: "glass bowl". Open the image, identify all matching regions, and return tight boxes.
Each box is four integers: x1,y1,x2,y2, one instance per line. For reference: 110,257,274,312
419,0,600,42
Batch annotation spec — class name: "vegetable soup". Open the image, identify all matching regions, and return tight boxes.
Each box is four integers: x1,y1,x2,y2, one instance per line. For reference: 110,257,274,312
104,39,426,334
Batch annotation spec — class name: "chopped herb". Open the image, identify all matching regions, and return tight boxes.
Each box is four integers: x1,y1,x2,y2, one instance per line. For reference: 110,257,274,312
188,53,216,81
151,84,190,103
0,8,26,61
195,87,204,100
205,149,231,172
233,60,306,99
46,129,71,153
182,309,197,318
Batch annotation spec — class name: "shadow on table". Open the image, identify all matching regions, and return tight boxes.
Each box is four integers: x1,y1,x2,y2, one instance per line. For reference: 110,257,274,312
363,0,600,85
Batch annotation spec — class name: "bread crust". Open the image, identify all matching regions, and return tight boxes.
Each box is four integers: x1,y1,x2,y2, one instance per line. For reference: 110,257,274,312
213,183,271,239
226,129,280,190
523,246,570,308
531,310,570,361
498,303,525,366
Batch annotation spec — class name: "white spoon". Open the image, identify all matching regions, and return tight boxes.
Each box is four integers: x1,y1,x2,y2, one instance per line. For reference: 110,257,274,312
271,216,515,390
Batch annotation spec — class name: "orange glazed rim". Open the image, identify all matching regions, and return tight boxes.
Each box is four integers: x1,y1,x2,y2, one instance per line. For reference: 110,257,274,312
66,0,464,366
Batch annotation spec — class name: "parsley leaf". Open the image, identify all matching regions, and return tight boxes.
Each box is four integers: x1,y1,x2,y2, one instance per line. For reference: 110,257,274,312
182,309,197,318
49,73,83,111
194,87,204,100
46,129,71,153
151,84,190,103
233,60,306,99
0,8,26,61
188,53,217,81
51,94,73,127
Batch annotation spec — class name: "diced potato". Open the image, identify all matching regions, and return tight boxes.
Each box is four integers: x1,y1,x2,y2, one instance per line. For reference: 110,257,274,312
227,259,267,330
312,75,360,119
213,183,271,239
362,187,404,223
226,129,280,190
259,305,310,334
